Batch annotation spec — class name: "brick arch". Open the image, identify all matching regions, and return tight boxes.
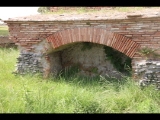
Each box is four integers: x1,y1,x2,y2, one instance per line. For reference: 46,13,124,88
46,27,140,58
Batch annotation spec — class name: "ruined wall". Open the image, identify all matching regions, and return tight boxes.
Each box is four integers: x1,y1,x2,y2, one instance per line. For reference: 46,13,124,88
13,51,43,75
0,36,14,47
0,36,12,44
5,17,160,78
6,17,160,56
134,60,160,90
15,41,129,78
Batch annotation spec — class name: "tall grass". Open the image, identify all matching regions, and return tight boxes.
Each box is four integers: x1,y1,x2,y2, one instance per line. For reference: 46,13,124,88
1,47,160,113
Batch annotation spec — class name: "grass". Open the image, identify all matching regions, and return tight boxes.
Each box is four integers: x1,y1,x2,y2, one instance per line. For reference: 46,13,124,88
113,7,145,12
44,7,159,15
44,7,89,15
0,25,9,36
1,7,160,113
1,47,160,113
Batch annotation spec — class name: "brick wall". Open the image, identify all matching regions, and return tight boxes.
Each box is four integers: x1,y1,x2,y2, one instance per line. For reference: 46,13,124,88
7,18,160,56
5,17,160,78
0,36,15,47
0,36,13,44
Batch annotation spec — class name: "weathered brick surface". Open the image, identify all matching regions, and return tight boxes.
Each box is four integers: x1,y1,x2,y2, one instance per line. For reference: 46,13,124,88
4,15,160,78
45,27,139,58
0,36,13,44
5,19,160,54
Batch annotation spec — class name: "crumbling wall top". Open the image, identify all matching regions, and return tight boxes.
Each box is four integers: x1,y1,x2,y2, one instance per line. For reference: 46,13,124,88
3,8,160,22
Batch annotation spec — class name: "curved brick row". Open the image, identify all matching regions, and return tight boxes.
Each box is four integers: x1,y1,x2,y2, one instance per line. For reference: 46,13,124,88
46,27,140,58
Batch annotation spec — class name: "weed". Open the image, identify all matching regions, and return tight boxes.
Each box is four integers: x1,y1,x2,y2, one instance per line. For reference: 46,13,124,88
137,46,160,60
1,47,160,113
103,46,132,75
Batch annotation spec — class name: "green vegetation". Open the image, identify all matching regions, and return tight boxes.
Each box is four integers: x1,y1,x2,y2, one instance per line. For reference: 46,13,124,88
81,42,93,51
37,7,50,14
0,25,9,36
137,46,160,60
113,7,144,12
1,47,160,113
104,46,132,75
37,7,158,15
38,7,92,15
80,43,132,75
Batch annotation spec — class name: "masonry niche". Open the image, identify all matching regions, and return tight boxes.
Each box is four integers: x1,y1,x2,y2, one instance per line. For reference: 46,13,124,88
52,42,132,78
14,41,131,78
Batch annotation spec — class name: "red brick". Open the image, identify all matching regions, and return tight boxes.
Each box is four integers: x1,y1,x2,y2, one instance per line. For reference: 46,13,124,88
6,19,160,63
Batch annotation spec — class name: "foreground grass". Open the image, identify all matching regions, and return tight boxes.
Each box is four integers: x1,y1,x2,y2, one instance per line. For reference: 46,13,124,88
0,25,8,36
1,47,160,113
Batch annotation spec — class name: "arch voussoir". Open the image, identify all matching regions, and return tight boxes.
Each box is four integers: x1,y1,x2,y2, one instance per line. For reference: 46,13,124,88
46,27,140,58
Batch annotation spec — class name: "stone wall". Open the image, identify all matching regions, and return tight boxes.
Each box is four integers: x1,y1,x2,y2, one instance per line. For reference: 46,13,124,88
134,59,160,90
13,51,43,75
